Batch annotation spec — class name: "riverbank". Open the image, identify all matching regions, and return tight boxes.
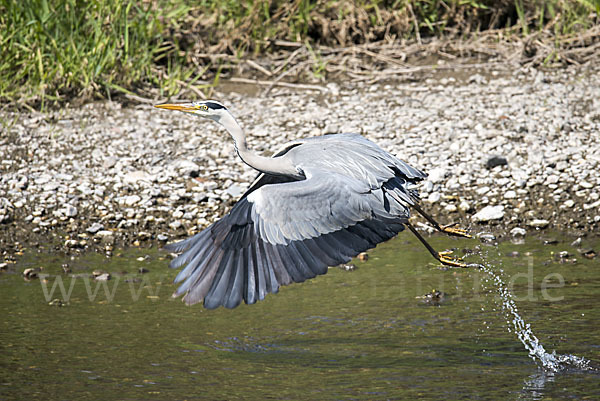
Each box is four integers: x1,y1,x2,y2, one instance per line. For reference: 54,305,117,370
1,64,599,261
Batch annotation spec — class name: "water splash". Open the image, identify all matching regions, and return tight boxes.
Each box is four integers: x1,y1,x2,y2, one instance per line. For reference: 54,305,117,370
477,250,591,372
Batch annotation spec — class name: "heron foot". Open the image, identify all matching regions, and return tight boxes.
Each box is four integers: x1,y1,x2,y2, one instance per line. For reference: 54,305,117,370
441,224,472,238
438,251,468,268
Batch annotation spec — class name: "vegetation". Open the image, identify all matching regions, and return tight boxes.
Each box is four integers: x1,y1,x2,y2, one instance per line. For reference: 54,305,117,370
0,0,598,108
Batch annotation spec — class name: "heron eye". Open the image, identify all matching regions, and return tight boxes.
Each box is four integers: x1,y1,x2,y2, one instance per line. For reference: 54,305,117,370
201,105,208,111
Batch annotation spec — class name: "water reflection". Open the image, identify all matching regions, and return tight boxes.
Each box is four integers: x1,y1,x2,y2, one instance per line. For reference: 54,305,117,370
519,370,555,400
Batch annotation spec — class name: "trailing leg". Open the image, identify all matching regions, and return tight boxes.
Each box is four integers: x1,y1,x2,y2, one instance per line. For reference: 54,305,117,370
406,222,467,268
412,203,471,238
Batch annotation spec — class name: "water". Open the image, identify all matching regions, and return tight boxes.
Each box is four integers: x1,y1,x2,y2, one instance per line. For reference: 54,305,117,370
478,250,591,373
1,234,599,399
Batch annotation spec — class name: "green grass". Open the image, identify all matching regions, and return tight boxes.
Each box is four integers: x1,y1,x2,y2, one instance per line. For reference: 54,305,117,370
0,0,189,107
0,0,598,108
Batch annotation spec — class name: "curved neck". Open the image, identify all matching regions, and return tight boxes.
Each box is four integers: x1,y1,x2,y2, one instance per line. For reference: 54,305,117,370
218,112,298,177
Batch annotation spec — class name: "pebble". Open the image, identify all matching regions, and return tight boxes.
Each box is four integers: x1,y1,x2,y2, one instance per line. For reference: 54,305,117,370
427,192,441,203
477,232,496,243
458,200,471,212
528,219,550,229
510,227,527,237
486,155,508,169
95,230,114,238
124,195,141,206
444,204,457,213
95,273,111,281
64,204,78,217
87,222,104,234
23,268,39,279
472,205,505,222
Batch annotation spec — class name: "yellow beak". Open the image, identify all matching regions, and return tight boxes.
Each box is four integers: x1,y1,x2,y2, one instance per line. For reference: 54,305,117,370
154,103,196,111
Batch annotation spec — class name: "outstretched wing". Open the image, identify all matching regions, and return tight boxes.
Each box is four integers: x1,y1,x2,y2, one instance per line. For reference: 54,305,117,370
165,169,416,309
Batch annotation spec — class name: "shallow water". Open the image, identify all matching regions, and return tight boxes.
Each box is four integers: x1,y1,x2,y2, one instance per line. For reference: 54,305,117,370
1,233,599,400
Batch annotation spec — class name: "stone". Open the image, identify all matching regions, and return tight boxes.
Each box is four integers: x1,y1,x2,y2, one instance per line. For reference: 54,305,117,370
472,205,505,222
444,204,457,213
225,184,244,198
510,227,527,237
86,222,104,234
123,171,151,185
95,273,111,281
124,195,141,206
458,200,472,212
64,204,78,217
427,167,446,183
528,219,550,229
486,155,508,169
477,233,496,243
504,190,517,199
427,192,441,203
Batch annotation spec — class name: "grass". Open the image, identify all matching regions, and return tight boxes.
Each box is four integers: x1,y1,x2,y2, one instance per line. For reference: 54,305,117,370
0,0,598,109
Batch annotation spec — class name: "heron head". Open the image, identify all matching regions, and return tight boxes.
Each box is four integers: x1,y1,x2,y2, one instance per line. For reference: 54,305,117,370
154,100,228,122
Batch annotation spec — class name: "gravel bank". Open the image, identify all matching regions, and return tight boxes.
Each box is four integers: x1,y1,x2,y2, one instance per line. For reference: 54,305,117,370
1,65,599,259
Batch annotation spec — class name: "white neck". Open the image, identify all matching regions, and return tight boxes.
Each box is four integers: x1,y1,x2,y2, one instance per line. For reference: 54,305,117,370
218,112,300,178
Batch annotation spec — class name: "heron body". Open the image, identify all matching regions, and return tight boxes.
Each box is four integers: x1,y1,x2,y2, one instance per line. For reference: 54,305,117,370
155,101,469,309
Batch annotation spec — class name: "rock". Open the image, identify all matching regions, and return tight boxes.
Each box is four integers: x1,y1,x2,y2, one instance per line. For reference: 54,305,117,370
458,200,472,212
124,195,141,206
416,289,446,305
49,299,66,307
563,199,575,208
157,234,169,241
358,252,368,261
427,167,446,183
23,268,39,279
444,204,457,213
63,204,78,217
510,227,527,237
323,124,339,134
581,249,596,259
504,190,517,199
476,186,490,195
427,192,441,203
472,205,505,222
123,171,151,185
95,230,114,238
103,156,118,169
528,219,550,229
138,267,150,274
87,222,104,234
570,238,582,247
65,239,82,248
477,232,496,243
169,220,182,230
486,155,508,169
338,264,357,271
225,184,244,198
95,273,111,281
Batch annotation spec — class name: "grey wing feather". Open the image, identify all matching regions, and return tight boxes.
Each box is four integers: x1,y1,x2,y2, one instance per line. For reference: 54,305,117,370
164,133,424,309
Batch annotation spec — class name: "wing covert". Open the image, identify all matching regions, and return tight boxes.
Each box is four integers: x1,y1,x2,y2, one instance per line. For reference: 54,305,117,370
247,170,374,245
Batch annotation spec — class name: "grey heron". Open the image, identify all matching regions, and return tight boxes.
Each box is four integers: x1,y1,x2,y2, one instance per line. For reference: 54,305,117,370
155,100,471,309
